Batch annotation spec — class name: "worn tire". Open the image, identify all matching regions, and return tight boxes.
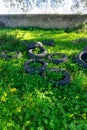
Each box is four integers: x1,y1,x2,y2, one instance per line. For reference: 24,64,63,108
0,50,22,59
47,53,67,64
47,68,71,86
24,59,47,75
28,46,47,59
75,51,87,68
83,46,87,51
42,40,54,46
27,42,43,50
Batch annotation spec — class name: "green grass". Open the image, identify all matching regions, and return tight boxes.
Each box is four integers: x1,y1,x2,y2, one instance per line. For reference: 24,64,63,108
33,47,41,54
0,27,87,130
29,61,43,68
46,70,64,81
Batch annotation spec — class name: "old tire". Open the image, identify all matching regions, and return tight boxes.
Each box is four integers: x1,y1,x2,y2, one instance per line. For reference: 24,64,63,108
27,42,43,50
0,50,22,59
24,59,47,75
83,46,87,51
42,40,54,46
75,51,87,68
47,68,71,86
28,46,47,59
47,53,67,64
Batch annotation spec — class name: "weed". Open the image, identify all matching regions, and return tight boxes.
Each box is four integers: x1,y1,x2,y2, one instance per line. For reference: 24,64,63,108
0,27,87,130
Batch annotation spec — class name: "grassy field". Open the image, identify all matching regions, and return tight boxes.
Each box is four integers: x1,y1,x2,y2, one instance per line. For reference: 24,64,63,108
0,27,87,130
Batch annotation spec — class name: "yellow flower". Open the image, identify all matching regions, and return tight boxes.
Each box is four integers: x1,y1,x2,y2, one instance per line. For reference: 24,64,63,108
1,92,7,102
26,121,31,125
1,96,6,102
75,95,79,99
4,92,7,96
10,88,17,93
17,107,21,112
81,113,86,120
70,114,74,118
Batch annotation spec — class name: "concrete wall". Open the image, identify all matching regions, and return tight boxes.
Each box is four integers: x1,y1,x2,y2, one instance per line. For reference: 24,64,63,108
0,14,87,29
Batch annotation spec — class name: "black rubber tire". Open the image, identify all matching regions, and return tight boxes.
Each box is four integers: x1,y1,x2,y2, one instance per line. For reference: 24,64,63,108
28,46,47,59
47,53,67,64
75,51,87,68
42,40,54,46
0,50,22,59
83,46,87,51
24,59,47,75
47,68,71,86
27,42,43,50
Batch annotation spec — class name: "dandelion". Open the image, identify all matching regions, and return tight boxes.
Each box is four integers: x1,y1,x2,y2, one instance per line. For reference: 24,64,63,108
10,88,17,93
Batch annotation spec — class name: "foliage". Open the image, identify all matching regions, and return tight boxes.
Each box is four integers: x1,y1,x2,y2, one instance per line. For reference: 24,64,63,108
71,0,87,13
46,70,64,81
65,21,87,33
3,0,87,14
3,0,64,13
0,27,87,130
29,61,43,68
33,47,41,54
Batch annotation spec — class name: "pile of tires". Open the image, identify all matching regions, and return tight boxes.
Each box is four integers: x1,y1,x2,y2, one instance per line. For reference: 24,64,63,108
1,40,87,87
26,41,71,87
26,42,48,76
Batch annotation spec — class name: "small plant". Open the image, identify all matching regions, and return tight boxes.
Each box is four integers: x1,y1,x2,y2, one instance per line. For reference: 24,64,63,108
47,70,64,81
51,54,64,59
33,47,41,54
6,51,17,56
29,61,42,68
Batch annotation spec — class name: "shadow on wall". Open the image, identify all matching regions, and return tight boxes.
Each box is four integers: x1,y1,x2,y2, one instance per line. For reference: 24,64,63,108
0,21,6,28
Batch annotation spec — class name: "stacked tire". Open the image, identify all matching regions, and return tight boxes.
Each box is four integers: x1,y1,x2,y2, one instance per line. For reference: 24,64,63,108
25,42,47,76
26,41,71,87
